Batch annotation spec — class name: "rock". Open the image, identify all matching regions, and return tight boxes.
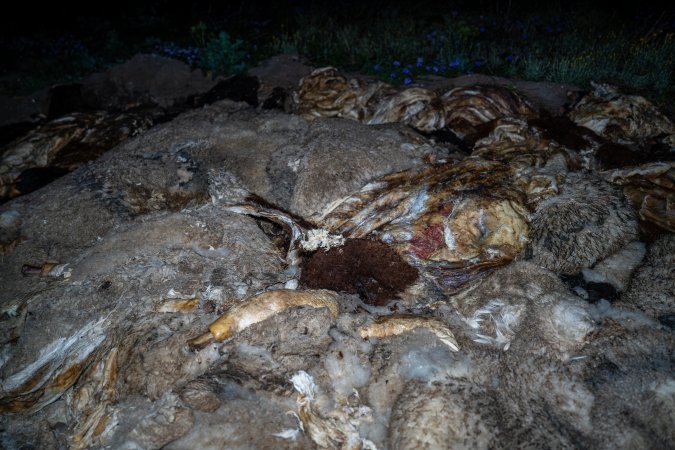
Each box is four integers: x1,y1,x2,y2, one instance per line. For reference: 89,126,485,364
0,89,50,127
80,54,217,110
248,54,314,111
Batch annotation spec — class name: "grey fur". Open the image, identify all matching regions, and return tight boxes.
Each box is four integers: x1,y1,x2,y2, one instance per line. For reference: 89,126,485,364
450,261,596,354
617,233,675,321
388,380,498,450
529,173,638,274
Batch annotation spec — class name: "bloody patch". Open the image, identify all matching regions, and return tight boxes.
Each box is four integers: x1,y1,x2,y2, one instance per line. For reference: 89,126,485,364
409,222,445,260
299,238,418,306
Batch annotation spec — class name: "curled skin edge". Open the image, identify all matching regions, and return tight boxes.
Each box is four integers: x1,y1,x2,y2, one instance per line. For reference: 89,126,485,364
359,315,460,352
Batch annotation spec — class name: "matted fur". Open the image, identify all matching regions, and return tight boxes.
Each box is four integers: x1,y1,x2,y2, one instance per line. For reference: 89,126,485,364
617,233,675,320
529,173,638,274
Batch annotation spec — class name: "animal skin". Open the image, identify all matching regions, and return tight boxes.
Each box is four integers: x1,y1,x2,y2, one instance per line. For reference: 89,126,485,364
295,67,537,137
529,172,638,274
617,233,675,321
1,67,674,450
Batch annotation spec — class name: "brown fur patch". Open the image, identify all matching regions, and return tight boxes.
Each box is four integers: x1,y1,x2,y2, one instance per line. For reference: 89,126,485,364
299,238,418,306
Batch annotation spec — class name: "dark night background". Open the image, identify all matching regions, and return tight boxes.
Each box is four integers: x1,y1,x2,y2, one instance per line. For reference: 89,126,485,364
0,0,673,112
2,1,672,35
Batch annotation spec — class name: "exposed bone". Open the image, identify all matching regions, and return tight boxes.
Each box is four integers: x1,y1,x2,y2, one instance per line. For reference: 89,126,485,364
189,289,340,346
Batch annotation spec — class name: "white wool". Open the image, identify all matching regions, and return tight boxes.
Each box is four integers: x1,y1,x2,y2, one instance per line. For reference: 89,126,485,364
273,428,302,440
233,282,249,298
360,181,388,192
400,345,470,382
582,241,646,291
46,263,71,278
291,371,318,401
550,301,595,346
165,288,196,299
202,285,224,302
284,279,299,290
300,228,346,251
547,373,595,433
363,342,472,447
589,300,659,329
325,325,372,398
289,370,379,449
364,378,400,446
0,209,20,227
324,349,371,398
572,286,589,300
651,378,675,399
389,189,429,225
0,346,11,371
443,216,457,252
465,299,525,350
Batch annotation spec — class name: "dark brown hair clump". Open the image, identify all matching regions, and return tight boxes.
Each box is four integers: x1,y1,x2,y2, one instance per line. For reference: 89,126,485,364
300,238,418,306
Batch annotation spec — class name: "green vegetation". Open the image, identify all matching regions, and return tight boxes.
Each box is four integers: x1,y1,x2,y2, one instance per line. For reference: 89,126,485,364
271,11,674,96
190,22,247,77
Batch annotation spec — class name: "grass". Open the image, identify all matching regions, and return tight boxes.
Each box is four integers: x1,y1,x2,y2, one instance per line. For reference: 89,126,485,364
0,4,673,116
271,8,674,94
